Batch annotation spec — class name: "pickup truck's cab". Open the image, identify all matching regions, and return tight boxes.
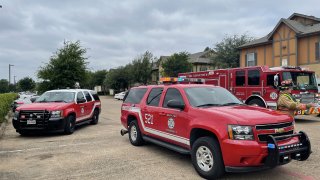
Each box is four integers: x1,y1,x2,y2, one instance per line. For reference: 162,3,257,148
13,89,101,135
120,84,311,179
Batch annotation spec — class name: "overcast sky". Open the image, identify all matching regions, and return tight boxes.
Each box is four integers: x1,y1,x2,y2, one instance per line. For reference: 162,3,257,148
0,0,319,82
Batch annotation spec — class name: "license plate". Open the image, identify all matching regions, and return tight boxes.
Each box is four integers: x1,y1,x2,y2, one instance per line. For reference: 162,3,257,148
27,119,36,125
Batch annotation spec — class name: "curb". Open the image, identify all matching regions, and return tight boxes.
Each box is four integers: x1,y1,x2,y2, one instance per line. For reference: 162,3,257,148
0,112,11,139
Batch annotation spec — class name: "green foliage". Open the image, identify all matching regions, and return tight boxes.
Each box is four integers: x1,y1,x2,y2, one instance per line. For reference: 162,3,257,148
0,79,9,93
17,77,36,92
104,51,155,91
211,34,254,68
131,51,154,84
162,52,192,77
104,65,132,91
0,93,17,123
37,41,88,91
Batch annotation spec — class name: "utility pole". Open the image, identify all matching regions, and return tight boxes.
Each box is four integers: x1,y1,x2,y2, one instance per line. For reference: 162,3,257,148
9,64,14,86
14,76,16,85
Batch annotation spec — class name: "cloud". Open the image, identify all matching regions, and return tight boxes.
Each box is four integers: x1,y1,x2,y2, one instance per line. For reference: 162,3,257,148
0,0,319,82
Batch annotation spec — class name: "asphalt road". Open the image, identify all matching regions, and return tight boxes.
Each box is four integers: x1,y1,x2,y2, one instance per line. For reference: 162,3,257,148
0,96,319,180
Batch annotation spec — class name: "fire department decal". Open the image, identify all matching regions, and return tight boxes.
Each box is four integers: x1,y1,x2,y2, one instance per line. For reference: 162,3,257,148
270,92,278,100
144,113,153,124
168,117,175,129
81,107,85,114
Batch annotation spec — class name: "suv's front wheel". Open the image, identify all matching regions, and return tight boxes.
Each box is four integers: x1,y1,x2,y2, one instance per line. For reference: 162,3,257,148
191,137,224,179
64,115,76,135
128,121,144,146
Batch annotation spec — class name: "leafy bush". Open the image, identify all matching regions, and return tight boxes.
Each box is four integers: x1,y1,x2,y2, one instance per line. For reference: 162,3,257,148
0,93,17,123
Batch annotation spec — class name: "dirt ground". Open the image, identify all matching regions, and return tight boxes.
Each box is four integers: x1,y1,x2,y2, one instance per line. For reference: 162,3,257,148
0,96,319,180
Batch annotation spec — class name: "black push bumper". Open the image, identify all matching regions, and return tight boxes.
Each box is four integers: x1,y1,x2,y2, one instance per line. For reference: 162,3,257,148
225,131,311,173
265,131,311,167
12,118,66,132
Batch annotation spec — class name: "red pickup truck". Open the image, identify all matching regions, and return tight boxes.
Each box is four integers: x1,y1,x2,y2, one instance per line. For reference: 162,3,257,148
13,89,101,135
120,84,311,179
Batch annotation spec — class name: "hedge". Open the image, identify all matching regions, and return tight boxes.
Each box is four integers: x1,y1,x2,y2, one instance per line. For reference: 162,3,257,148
0,93,17,123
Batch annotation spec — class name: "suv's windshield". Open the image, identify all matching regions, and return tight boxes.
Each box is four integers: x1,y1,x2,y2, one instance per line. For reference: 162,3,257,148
282,72,317,90
184,87,243,108
36,91,75,103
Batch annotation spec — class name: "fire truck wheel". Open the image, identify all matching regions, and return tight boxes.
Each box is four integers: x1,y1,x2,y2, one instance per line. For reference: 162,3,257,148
191,137,224,179
90,109,99,125
248,99,265,108
128,120,144,146
64,115,75,135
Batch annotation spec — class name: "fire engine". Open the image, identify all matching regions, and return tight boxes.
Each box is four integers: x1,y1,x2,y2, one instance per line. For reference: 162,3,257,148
178,66,320,115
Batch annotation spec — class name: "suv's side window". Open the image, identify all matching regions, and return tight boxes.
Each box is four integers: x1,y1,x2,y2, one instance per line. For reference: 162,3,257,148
124,88,148,104
84,91,92,101
147,88,163,106
163,88,184,108
77,92,86,103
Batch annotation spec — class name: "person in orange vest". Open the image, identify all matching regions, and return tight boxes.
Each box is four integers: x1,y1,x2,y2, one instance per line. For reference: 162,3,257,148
277,79,314,117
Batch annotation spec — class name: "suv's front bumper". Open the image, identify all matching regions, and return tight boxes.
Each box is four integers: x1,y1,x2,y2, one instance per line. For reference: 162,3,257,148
12,117,66,132
222,131,311,172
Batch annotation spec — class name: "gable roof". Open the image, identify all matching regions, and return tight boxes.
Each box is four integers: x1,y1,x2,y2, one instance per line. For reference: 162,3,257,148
288,13,320,22
239,13,320,49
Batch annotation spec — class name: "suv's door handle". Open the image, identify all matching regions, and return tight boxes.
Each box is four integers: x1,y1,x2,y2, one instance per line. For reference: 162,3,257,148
159,112,166,116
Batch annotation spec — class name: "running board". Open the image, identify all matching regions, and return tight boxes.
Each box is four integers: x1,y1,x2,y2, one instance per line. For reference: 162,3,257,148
142,136,190,155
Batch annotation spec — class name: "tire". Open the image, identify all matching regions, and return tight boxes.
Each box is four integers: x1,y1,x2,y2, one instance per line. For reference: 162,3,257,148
18,130,29,136
128,121,144,146
248,98,266,108
191,137,224,179
64,115,76,135
90,109,99,125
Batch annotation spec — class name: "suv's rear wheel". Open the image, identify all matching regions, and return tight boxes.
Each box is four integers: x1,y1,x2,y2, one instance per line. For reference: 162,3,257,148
128,121,144,146
90,109,99,125
64,115,75,135
191,137,224,179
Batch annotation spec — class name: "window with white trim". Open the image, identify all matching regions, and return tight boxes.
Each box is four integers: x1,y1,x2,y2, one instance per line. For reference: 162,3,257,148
246,52,256,66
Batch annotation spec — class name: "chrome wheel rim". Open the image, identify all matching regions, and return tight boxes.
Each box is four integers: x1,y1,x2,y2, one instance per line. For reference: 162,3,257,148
130,125,137,142
196,146,214,172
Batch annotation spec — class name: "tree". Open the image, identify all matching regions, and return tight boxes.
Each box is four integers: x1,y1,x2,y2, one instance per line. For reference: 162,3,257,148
104,66,131,91
0,79,9,93
162,52,192,77
131,51,154,84
17,77,36,92
37,41,88,91
211,34,254,68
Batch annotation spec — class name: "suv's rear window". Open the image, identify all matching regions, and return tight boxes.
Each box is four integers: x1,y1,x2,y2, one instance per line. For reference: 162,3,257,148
124,88,147,104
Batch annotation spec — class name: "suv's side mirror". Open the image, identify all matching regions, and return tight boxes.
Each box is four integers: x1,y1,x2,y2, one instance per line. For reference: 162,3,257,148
30,97,37,103
77,98,86,104
167,100,185,110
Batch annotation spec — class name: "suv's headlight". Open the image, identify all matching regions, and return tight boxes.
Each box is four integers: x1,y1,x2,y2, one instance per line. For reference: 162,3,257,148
13,111,19,120
228,125,254,140
51,110,63,118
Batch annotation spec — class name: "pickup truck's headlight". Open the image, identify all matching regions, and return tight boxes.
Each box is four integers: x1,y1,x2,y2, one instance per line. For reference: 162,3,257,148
13,111,19,120
228,125,254,140
51,110,63,118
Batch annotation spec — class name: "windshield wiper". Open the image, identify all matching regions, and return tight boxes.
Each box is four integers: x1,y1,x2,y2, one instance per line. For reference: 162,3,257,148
221,102,244,106
196,103,221,107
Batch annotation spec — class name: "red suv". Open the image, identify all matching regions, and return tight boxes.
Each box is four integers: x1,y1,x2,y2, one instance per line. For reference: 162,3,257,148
13,89,101,135
120,84,311,179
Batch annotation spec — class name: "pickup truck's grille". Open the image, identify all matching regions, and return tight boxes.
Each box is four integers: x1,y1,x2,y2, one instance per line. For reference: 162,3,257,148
255,122,294,142
19,110,50,128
